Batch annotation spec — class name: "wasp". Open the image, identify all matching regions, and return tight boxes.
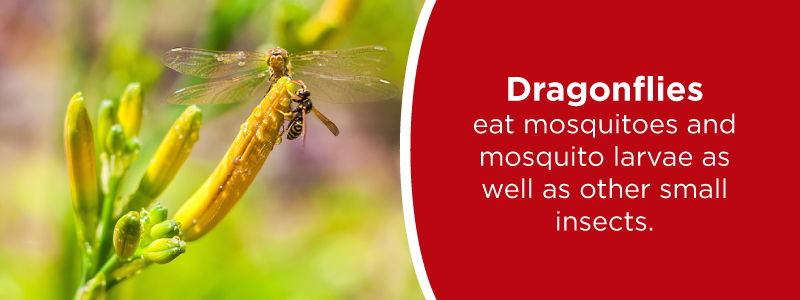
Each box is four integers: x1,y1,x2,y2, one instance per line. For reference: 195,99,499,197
275,80,340,153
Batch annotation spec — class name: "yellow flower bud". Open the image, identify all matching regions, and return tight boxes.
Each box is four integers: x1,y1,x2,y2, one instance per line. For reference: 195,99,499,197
173,77,297,241
113,211,142,260
64,92,100,248
144,237,186,264
118,82,143,139
299,0,360,47
125,106,202,212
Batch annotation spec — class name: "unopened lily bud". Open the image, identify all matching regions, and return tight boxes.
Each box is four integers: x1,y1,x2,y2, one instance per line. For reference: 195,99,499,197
114,211,143,260
298,0,360,48
139,208,153,241
149,203,168,224
126,106,202,212
106,124,127,154
118,82,143,139
150,220,180,239
64,92,100,248
76,273,106,300
124,136,141,165
97,99,118,151
144,237,186,264
175,78,296,241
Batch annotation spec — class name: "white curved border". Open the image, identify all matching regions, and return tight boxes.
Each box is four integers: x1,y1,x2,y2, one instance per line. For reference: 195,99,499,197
401,0,436,299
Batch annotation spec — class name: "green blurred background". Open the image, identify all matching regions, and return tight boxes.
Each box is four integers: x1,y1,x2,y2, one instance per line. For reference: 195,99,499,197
0,0,423,298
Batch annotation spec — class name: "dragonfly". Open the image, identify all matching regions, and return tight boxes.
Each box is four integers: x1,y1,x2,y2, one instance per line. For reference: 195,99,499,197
161,46,399,105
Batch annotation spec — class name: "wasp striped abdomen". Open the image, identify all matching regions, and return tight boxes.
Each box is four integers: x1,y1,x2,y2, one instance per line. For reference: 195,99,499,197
286,121,304,140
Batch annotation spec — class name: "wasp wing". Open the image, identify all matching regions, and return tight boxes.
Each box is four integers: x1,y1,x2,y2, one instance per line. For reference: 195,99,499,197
167,70,272,105
290,46,394,75
162,47,269,78
310,108,340,136
292,69,398,103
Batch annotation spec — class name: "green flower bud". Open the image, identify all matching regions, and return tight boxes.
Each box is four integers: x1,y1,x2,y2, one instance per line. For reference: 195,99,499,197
105,124,127,154
126,106,202,212
139,208,153,241
118,82,143,139
144,237,186,264
150,220,180,239
114,211,143,260
64,92,100,249
149,203,168,224
76,273,106,300
123,136,141,165
97,99,118,151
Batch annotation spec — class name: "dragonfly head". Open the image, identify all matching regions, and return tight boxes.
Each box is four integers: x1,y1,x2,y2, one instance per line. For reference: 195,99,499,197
266,47,289,70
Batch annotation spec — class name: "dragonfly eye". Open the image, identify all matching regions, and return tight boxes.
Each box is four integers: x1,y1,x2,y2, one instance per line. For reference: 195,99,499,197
298,90,311,98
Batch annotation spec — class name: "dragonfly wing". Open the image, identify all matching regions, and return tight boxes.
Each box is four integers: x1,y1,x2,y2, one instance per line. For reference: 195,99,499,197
167,71,272,105
311,108,340,136
162,47,269,78
293,69,399,104
290,46,394,75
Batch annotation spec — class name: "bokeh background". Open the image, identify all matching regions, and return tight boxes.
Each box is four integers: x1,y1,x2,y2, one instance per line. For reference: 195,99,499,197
0,0,423,298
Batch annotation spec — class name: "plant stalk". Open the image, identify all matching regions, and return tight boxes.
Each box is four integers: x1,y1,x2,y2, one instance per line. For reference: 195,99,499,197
80,251,92,285
97,254,124,288
94,174,122,273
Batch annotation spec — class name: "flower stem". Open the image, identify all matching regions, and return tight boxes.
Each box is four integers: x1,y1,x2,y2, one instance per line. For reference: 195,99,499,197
94,175,121,273
97,254,121,277
97,254,124,288
75,254,124,300
80,251,92,285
